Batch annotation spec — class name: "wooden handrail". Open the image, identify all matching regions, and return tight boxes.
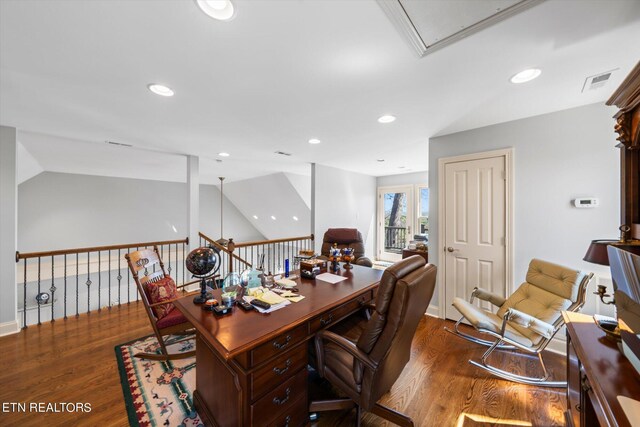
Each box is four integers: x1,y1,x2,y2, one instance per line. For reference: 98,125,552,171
233,234,314,248
16,238,189,261
198,232,251,268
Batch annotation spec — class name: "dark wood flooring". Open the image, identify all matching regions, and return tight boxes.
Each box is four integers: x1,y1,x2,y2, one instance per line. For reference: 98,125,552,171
0,303,565,427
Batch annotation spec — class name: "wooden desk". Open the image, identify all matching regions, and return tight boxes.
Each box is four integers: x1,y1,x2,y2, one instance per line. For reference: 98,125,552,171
563,311,640,427
174,265,383,427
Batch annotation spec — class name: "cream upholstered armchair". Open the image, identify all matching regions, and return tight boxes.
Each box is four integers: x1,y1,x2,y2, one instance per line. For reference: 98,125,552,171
446,259,593,387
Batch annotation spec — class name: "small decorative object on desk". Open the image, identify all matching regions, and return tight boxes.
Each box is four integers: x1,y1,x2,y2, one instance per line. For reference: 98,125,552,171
329,244,342,273
300,259,327,278
240,268,263,290
185,246,221,304
415,242,427,252
342,247,355,269
221,271,241,306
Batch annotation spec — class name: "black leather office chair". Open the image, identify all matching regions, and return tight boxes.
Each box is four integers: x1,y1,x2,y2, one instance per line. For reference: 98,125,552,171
310,256,437,426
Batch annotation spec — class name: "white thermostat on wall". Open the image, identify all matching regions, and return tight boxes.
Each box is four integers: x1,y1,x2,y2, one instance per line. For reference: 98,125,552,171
573,198,599,208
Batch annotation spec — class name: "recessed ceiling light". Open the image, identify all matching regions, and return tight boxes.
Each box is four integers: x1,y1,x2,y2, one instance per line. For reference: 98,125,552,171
252,215,258,219
292,216,298,221
195,0,235,21
147,84,174,97
398,166,406,169
308,138,321,145
510,68,542,84
271,215,276,220
218,152,230,157
377,159,385,162
377,115,396,124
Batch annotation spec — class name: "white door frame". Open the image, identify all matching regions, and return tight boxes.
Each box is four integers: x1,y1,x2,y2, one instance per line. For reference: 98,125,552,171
377,185,414,262
437,148,514,319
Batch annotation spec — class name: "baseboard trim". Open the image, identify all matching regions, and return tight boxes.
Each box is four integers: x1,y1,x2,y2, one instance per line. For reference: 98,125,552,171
425,304,439,318
0,320,20,337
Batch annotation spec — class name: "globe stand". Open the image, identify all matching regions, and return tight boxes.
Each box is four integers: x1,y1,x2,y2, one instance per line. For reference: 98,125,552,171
193,278,209,304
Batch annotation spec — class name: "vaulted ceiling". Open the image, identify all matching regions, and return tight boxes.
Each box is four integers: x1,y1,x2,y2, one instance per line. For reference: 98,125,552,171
1,0,639,183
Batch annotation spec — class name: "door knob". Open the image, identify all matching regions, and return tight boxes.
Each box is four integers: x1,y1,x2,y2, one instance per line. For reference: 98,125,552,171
447,247,456,252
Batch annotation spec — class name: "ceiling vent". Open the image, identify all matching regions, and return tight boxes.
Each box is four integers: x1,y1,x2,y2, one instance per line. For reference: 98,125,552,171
275,151,292,156
105,140,133,147
582,69,617,93
378,0,543,57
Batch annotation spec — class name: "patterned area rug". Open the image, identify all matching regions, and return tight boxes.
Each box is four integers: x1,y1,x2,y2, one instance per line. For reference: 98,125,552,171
115,335,202,427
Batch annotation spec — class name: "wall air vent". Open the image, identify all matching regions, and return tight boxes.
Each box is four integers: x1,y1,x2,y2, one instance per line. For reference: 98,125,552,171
275,151,292,156
582,69,618,93
105,140,133,147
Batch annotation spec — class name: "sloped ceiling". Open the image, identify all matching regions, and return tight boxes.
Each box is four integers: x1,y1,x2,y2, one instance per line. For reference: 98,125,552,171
222,173,311,240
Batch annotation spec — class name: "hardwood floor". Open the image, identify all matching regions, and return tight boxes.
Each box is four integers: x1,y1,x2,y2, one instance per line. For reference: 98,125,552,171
0,303,566,427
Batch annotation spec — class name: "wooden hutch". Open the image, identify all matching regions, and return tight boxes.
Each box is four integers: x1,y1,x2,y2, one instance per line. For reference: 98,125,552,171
565,62,640,427
608,62,640,241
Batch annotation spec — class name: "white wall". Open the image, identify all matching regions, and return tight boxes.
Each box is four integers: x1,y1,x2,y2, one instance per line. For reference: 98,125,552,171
284,172,311,209
376,171,428,187
312,164,377,257
0,126,19,335
18,172,264,252
429,102,619,320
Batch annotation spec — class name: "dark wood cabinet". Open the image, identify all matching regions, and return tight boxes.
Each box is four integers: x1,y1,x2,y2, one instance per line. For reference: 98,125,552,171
563,311,640,427
607,61,640,241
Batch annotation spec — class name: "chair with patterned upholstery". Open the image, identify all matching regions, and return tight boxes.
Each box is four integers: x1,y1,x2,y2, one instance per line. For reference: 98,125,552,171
446,258,593,387
310,256,437,426
125,246,197,360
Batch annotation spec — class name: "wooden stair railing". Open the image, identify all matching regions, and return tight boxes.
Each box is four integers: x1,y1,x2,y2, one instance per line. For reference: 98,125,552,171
198,233,314,276
15,238,195,328
14,232,315,329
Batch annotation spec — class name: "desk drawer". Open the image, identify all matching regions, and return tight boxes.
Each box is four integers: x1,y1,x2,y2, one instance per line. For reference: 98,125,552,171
250,368,307,426
309,290,372,334
266,395,307,427
250,323,307,367
251,344,307,401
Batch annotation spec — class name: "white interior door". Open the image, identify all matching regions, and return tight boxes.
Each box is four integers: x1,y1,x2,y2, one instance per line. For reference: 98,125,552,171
443,155,507,320
377,186,414,261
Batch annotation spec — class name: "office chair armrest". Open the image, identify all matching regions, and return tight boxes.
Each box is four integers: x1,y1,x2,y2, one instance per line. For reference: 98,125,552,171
471,287,506,307
316,330,378,371
504,308,555,339
355,257,373,267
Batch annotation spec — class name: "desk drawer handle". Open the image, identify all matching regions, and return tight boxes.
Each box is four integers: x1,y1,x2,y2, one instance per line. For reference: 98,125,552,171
273,335,292,350
273,387,291,406
283,415,291,427
273,359,292,375
320,314,334,326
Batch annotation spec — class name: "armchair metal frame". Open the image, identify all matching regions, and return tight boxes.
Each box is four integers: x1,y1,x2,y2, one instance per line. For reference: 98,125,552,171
446,271,593,388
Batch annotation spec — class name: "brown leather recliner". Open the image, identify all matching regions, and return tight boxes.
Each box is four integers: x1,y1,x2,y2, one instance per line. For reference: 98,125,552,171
310,256,437,427
319,228,373,267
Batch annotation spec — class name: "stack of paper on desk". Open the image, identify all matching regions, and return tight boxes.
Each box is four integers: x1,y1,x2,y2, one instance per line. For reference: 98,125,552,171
315,273,348,284
243,291,291,314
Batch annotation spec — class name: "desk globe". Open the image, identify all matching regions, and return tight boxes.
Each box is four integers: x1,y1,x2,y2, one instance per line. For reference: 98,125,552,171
186,246,221,304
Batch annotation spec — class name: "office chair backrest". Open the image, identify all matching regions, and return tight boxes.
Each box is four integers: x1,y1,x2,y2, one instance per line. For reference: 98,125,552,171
355,255,437,408
321,228,367,260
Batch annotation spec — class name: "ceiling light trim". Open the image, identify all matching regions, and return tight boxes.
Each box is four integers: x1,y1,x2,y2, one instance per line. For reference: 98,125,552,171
510,68,542,84
147,83,174,97
195,0,236,21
